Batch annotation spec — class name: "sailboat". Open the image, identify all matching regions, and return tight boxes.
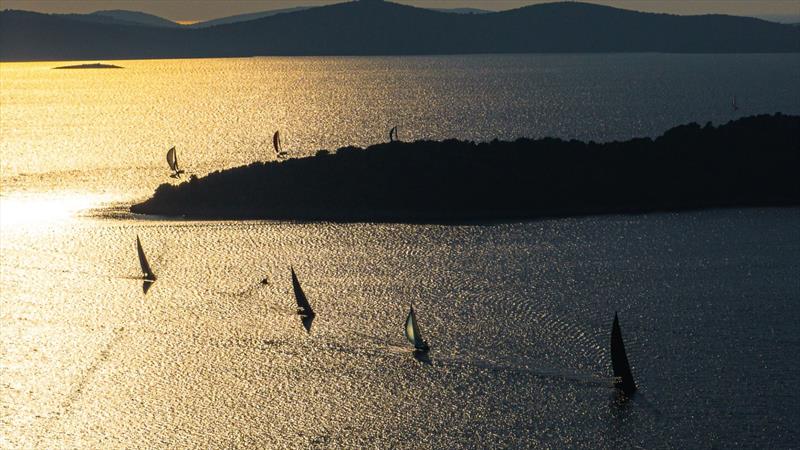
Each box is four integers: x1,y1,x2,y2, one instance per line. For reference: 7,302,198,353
273,131,288,159
389,126,398,143
732,95,739,111
610,312,637,397
136,235,156,294
290,266,315,332
136,235,156,282
405,304,430,352
166,146,185,178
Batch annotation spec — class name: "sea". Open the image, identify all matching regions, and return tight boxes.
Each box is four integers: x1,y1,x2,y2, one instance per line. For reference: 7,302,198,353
1,54,799,448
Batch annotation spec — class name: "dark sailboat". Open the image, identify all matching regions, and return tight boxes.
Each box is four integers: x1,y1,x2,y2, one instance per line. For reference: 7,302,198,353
273,130,288,158
405,304,430,353
166,146,185,178
610,312,637,397
291,266,315,332
136,235,156,294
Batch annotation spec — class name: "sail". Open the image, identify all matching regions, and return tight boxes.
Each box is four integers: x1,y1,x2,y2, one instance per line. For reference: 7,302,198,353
610,312,636,396
136,235,156,281
273,131,281,154
389,126,397,142
405,305,426,349
290,266,313,317
166,147,178,172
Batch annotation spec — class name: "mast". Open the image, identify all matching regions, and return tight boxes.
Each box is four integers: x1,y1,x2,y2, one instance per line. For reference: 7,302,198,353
610,312,636,396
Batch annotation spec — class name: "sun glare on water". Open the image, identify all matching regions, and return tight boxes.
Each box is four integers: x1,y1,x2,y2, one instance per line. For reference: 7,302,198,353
0,193,108,228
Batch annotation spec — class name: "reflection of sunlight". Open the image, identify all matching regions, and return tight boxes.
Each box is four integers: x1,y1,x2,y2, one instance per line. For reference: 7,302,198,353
0,193,107,228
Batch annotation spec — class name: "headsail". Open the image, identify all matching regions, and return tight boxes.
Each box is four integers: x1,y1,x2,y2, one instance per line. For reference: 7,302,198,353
405,305,429,351
136,235,156,282
610,312,636,396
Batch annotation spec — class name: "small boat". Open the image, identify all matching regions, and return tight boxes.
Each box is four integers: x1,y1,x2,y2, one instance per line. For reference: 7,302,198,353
290,266,315,332
273,131,288,158
136,235,156,294
405,304,430,352
610,312,637,397
166,146,185,178
389,126,398,143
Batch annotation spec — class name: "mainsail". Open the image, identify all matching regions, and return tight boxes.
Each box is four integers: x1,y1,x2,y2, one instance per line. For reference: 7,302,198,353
405,305,429,351
610,312,636,396
136,235,156,282
389,126,398,142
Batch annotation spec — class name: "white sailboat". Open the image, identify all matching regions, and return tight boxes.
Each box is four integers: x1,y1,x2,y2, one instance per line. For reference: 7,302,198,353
166,146,185,178
405,304,429,352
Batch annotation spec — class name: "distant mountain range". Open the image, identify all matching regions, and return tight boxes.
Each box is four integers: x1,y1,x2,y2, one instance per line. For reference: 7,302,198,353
1,0,798,61
25,4,491,29
88,10,182,27
188,7,312,28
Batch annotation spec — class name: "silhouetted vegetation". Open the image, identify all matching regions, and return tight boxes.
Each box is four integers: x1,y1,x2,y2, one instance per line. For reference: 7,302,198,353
3,0,799,61
131,114,800,223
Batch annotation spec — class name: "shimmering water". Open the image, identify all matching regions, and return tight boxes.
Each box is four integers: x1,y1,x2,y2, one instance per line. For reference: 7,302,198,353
1,54,799,448
2,54,799,197
2,209,799,448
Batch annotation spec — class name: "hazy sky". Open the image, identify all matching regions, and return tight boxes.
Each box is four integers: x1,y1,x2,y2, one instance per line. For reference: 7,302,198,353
1,0,798,22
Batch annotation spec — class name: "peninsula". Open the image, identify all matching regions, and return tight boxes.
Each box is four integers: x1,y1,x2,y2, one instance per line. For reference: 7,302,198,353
130,114,800,223
53,63,123,69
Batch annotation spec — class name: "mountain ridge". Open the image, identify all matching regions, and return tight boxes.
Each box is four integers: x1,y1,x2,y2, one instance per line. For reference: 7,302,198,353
1,1,798,61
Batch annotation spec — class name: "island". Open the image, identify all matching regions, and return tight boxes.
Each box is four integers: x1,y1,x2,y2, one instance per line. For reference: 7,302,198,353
131,114,800,223
53,63,123,69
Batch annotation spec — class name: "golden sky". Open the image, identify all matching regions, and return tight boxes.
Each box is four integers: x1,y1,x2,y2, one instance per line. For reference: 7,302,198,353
1,0,798,22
